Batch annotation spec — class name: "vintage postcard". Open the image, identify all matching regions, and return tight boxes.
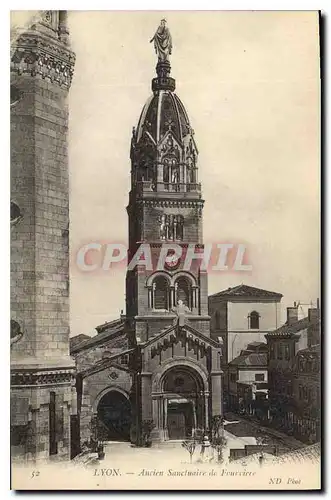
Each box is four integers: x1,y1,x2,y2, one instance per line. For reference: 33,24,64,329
10,10,321,490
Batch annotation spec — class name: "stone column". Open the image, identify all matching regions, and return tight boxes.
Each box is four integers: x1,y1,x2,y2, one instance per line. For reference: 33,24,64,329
164,398,168,440
157,161,164,190
79,379,94,448
58,11,69,44
211,373,222,417
141,373,152,421
148,287,152,308
183,162,187,188
211,346,223,417
151,396,166,442
192,400,197,436
170,286,175,309
204,394,209,431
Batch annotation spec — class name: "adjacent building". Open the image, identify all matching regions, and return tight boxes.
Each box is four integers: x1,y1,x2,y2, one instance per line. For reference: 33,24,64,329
265,304,320,443
209,284,282,406
10,11,76,461
70,318,131,446
292,343,320,443
228,341,268,418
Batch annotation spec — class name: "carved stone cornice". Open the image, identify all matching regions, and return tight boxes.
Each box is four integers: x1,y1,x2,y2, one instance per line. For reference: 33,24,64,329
11,367,76,387
10,30,75,89
147,242,205,248
139,199,204,210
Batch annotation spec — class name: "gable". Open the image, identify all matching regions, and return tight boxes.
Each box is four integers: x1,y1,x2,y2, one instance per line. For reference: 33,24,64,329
143,323,221,351
209,284,282,301
73,332,130,373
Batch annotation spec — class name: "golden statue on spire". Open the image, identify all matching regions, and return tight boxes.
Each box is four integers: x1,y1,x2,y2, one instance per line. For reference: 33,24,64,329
150,19,172,62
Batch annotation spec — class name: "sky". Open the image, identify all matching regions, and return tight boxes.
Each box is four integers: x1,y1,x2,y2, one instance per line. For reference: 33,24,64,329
12,11,321,336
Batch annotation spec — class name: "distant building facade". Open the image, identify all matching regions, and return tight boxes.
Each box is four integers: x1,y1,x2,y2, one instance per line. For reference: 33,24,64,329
292,344,320,443
208,284,282,405
228,342,268,418
265,305,320,443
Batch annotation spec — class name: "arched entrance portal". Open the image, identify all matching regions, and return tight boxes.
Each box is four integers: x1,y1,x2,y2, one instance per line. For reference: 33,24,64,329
97,390,131,441
161,366,205,440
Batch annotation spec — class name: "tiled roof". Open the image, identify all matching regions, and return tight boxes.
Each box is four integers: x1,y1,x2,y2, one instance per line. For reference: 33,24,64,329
266,317,320,338
297,344,320,357
71,322,125,353
246,341,268,352
234,443,320,466
229,352,267,367
275,443,320,465
209,284,283,299
70,334,91,350
247,341,266,347
95,317,123,333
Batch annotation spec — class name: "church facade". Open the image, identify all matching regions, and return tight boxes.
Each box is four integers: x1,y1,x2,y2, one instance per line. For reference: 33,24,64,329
73,26,223,445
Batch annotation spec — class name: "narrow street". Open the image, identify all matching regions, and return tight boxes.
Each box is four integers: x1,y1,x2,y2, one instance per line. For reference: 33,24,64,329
223,412,305,452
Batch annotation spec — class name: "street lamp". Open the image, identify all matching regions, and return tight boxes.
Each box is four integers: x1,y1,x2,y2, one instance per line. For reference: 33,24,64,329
256,431,266,466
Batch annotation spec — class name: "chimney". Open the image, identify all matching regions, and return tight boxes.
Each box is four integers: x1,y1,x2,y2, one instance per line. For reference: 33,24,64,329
308,299,320,347
287,303,298,325
308,301,320,323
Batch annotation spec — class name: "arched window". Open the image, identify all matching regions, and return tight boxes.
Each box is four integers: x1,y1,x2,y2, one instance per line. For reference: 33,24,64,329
248,311,260,329
10,201,23,226
163,156,180,190
173,215,184,240
159,214,184,241
10,319,23,345
153,276,170,310
175,277,192,309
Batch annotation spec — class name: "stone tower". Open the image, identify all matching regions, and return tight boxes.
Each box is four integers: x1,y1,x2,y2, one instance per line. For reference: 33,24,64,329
10,11,76,461
126,53,208,338
126,22,223,443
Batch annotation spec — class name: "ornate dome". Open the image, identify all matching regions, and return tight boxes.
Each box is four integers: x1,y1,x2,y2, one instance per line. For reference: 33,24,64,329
136,90,192,145
130,57,199,193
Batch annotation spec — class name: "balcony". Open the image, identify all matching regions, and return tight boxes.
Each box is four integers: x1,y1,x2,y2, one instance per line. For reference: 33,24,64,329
133,181,202,198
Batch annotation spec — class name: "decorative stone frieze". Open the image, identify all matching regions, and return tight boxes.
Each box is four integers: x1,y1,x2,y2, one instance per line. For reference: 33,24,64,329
11,31,75,88
11,368,75,387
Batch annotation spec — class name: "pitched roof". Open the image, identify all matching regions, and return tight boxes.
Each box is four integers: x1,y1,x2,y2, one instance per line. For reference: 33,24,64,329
229,352,267,367
70,334,91,351
247,341,266,347
143,322,222,350
275,443,320,465
71,321,125,353
296,344,320,357
95,317,123,333
246,341,268,351
209,284,282,300
234,443,320,465
266,317,320,338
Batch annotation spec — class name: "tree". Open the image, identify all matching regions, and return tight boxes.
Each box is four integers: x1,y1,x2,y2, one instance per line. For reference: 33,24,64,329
182,440,197,463
211,415,227,463
142,420,155,447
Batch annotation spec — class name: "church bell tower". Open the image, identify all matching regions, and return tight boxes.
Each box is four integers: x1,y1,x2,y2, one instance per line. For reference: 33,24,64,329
126,21,209,341
126,20,222,443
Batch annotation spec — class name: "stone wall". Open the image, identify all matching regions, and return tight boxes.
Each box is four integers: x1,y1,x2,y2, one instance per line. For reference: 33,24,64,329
11,382,74,462
10,12,76,462
11,77,70,360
